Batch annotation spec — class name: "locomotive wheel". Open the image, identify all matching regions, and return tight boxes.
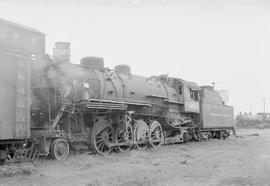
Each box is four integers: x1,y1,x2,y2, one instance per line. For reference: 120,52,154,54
0,159,5,165
221,131,227,140
91,119,113,155
207,133,212,140
116,122,133,153
134,120,149,150
149,121,164,148
0,150,7,165
50,138,70,161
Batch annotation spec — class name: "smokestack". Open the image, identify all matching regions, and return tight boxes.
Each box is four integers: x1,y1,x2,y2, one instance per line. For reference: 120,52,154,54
53,42,70,63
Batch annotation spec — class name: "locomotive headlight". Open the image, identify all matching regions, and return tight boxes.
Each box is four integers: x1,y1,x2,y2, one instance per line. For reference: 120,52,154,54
83,82,89,89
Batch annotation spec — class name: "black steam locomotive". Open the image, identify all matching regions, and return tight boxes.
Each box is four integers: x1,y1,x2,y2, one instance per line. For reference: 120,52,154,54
0,19,235,163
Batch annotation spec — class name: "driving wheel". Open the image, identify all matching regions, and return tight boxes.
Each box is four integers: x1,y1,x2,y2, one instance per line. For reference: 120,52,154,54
116,122,133,152
91,119,114,155
149,120,164,148
134,120,149,150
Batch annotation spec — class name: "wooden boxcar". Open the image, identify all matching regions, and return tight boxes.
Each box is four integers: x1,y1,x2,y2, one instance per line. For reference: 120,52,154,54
0,52,31,141
0,18,45,56
0,18,45,163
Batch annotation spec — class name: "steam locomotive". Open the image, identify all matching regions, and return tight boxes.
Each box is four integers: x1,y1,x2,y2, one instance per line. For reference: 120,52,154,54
0,19,235,163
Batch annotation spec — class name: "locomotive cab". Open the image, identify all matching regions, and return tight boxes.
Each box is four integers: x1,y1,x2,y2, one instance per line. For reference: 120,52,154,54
169,78,201,114
182,81,200,113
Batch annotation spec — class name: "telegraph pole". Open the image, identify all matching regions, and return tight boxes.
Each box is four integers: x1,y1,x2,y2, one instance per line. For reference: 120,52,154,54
262,98,266,120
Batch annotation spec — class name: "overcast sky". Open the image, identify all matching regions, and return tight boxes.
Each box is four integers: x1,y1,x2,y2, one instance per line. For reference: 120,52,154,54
0,0,270,114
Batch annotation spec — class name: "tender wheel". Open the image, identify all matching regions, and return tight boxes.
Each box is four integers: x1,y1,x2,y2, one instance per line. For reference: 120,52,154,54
50,138,70,161
116,122,133,153
91,119,113,155
221,131,228,139
207,133,211,140
149,121,164,148
134,120,149,150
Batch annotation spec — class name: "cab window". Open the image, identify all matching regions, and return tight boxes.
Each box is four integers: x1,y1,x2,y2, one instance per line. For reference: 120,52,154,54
190,88,199,101
178,85,183,95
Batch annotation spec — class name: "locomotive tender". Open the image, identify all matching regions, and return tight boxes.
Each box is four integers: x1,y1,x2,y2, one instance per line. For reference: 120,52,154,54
0,19,235,162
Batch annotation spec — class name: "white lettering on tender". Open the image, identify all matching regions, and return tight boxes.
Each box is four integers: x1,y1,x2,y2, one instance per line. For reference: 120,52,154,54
210,112,230,117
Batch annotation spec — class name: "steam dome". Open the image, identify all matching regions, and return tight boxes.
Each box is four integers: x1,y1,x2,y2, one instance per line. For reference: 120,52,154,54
80,56,104,69
114,64,131,74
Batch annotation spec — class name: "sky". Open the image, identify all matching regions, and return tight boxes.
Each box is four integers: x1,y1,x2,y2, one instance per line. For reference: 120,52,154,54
0,0,270,114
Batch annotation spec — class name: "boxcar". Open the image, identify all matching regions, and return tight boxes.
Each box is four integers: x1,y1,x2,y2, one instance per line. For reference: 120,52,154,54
0,18,45,163
0,18,45,56
0,52,31,140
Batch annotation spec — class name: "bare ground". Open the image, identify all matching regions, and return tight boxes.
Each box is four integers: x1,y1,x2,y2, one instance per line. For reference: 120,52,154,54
1,129,270,186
